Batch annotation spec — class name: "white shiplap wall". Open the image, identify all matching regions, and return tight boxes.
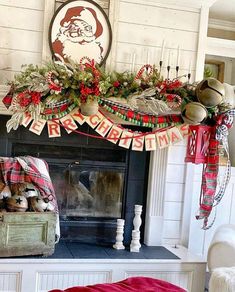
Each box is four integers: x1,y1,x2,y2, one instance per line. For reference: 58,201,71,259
0,0,45,83
113,0,200,81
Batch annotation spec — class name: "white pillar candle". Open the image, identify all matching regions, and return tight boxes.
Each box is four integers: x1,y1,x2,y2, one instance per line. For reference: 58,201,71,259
167,49,171,66
176,46,180,66
131,53,136,73
188,60,191,73
146,50,150,65
160,40,165,61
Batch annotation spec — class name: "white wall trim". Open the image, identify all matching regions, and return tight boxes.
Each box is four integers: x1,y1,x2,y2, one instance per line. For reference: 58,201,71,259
180,163,195,247
144,148,168,246
121,0,215,10
209,18,235,32
195,5,210,81
206,37,235,58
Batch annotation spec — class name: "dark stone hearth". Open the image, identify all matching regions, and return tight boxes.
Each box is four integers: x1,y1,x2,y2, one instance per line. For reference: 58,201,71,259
5,241,180,260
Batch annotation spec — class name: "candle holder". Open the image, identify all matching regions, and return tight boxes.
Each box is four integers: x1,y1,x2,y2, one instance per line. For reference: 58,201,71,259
130,230,141,252
159,60,163,74
167,65,171,79
187,73,191,83
133,205,142,232
145,64,151,75
130,205,142,252
176,66,179,78
113,219,125,250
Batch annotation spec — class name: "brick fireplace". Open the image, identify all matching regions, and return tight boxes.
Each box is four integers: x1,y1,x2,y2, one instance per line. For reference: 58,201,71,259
0,115,150,245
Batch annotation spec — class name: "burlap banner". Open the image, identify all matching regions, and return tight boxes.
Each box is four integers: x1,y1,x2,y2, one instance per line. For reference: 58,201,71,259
22,108,189,151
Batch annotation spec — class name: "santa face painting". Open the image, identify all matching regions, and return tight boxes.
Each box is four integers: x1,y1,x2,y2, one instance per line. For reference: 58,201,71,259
50,2,111,65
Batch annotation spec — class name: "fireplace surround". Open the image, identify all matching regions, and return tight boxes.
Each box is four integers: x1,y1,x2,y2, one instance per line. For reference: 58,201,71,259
0,115,150,245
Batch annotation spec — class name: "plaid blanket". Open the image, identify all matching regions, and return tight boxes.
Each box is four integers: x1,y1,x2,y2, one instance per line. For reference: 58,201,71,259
0,156,58,212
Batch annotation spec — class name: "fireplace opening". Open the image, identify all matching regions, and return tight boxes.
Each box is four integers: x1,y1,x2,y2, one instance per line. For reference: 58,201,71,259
58,162,125,219
48,160,127,245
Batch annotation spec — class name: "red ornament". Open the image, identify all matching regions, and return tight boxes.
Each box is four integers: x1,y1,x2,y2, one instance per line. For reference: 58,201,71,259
127,111,134,119
30,91,41,105
185,125,215,164
113,81,120,88
142,115,149,123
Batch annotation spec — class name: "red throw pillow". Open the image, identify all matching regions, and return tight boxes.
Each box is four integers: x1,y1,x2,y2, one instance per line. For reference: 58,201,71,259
49,276,186,292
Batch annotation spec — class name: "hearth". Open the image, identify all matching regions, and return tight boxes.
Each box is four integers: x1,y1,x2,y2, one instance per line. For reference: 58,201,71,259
0,116,150,245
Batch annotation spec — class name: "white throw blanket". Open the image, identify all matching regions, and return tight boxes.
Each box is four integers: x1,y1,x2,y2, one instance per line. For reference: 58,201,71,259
210,267,235,292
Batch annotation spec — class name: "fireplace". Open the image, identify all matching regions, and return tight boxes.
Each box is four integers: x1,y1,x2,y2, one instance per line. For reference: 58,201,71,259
0,116,150,245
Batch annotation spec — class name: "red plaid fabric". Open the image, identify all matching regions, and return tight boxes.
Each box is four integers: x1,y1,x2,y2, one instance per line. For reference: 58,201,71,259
196,139,219,227
0,156,58,212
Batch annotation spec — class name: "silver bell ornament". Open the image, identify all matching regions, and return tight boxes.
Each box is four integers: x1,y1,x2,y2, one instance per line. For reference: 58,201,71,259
6,194,28,212
196,78,224,108
29,196,49,212
223,83,235,108
181,102,208,125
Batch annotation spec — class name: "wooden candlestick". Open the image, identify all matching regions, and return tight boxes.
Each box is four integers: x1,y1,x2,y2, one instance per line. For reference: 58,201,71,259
130,230,141,252
113,219,125,250
133,204,142,232
130,205,142,252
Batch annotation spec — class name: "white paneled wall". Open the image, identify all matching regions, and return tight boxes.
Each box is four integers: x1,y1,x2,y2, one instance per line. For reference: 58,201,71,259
125,271,192,291
0,0,45,83
37,271,111,292
0,272,21,292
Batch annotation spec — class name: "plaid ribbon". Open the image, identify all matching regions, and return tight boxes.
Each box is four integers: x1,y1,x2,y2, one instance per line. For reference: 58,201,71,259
2,93,13,109
99,98,183,127
196,137,219,229
0,156,58,212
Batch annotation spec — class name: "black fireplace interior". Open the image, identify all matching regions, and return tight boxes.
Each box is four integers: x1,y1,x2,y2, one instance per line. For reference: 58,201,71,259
0,115,150,245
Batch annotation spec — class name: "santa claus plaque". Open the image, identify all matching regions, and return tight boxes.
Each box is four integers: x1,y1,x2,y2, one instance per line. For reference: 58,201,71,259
49,0,112,65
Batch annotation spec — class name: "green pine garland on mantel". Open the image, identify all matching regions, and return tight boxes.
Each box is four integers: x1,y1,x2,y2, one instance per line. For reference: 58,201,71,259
2,58,231,133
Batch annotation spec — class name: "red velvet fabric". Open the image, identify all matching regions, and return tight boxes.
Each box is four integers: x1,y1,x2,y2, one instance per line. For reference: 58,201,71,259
49,276,186,292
